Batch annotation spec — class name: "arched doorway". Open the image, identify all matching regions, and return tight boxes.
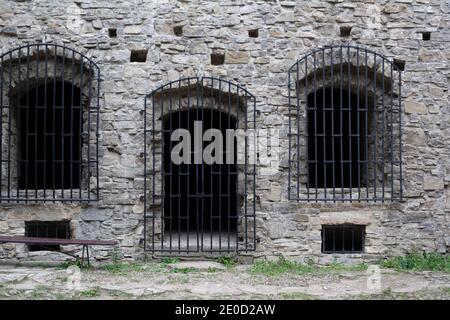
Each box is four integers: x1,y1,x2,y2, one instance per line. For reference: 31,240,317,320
144,77,256,253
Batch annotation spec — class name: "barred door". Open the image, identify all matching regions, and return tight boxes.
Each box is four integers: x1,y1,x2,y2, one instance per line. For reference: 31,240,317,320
143,77,256,253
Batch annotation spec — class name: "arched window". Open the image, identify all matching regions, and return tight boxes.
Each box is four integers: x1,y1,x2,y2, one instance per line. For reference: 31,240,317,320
0,44,100,202
144,77,256,253
288,45,402,202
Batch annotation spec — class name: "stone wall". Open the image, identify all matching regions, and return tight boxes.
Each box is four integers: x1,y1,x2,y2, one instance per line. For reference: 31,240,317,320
0,0,448,263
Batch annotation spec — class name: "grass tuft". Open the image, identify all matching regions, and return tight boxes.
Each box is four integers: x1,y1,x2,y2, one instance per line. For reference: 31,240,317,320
380,250,450,273
98,262,150,274
250,257,367,276
79,288,100,298
216,256,237,268
161,257,180,265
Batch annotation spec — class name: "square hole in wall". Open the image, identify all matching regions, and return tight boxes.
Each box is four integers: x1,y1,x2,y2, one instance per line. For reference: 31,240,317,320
340,26,352,37
130,49,148,63
25,221,71,251
393,58,405,71
211,52,225,65
248,29,259,38
322,224,365,253
108,28,117,38
421,32,431,41
173,25,183,36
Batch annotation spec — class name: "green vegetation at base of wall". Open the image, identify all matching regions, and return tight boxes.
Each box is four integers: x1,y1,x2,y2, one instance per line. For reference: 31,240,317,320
380,250,450,273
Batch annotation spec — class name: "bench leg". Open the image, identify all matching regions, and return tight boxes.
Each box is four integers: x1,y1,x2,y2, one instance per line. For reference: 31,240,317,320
86,245,90,267
80,245,90,267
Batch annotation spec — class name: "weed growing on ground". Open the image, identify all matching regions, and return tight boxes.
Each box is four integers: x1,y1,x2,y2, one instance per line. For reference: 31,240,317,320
216,256,237,268
59,260,92,270
79,288,100,298
380,250,450,273
98,261,151,274
249,257,367,276
161,257,180,265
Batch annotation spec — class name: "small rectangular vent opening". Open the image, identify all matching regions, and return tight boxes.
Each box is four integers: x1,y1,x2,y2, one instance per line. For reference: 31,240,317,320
421,32,431,41
211,52,225,65
108,28,117,38
25,221,71,251
322,224,365,253
130,49,148,63
340,26,352,37
393,59,405,71
248,29,259,38
173,25,183,36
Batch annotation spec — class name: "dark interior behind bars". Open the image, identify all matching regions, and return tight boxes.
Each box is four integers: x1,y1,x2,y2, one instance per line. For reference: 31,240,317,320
163,108,238,233
307,88,368,188
18,81,82,190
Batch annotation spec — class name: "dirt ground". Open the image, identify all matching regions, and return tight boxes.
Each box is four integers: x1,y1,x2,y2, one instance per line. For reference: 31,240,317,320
0,261,449,300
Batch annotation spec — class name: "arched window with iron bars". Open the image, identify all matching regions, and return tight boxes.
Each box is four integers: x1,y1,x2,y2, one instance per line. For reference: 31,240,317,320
0,44,100,203
288,45,402,202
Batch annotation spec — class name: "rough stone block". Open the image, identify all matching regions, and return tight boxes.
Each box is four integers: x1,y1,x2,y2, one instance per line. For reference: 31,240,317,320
404,101,427,114
225,51,250,64
124,25,142,34
423,176,444,190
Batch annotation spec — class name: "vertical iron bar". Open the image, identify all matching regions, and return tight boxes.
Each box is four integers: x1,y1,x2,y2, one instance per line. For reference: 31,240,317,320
160,86,164,251
70,50,74,200
210,78,214,251
398,72,402,200
178,79,182,253
322,50,327,201
87,61,92,201
0,53,3,200
390,65,394,200
61,48,65,199
227,80,231,251
381,58,385,202
186,78,191,251
35,45,39,200
11,51,16,201
96,66,100,201
151,94,155,251
252,94,256,251
26,47,30,200
168,81,173,252
372,54,377,201
304,59,309,201
44,45,48,200
340,46,344,200
296,62,300,200
195,79,200,251
313,52,318,201
356,48,361,200
364,50,369,198
78,53,83,200
330,47,336,201
218,79,222,251
52,46,57,200
143,94,147,251
288,70,292,200
347,46,352,202
232,82,239,250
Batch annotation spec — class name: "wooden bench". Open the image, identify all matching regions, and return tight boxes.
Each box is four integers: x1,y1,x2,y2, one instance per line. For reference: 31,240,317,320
0,235,117,266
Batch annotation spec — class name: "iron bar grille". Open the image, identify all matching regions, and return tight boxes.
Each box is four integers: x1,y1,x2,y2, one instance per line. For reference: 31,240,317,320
144,77,256,253
25,220,71,251
0,44,100,203
288,45,402,202
321,224,365,253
